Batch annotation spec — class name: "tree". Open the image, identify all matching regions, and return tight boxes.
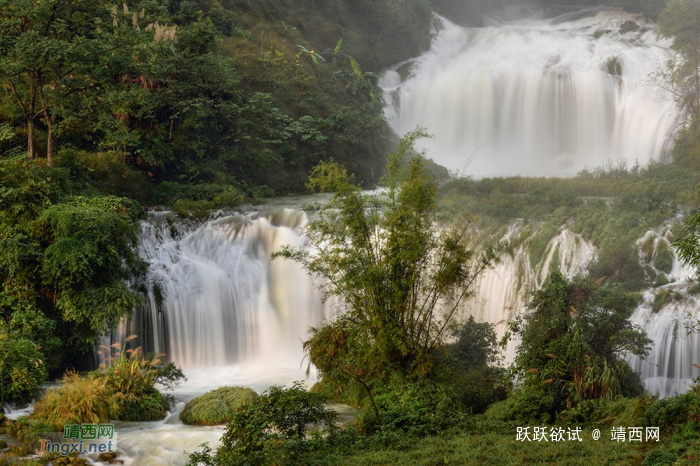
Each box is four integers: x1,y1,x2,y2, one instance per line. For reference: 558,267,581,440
0,158,144,373
508,272,650,412
275,130,495,421
658,0,700,125
0,0,112,164
674,211,700,334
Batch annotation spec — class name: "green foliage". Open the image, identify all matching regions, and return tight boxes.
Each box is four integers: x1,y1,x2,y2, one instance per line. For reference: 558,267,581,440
620,20,640,33
28,340,184,435
449,316,500,371
643,391,700,432
31,372,116,432
181,387,258,426
604,56,623,76
0,157,144,370
445,316,507,414
358,382,463,436
675,210,700,273
508,273,649,415
643,449,678,466
0,330,47,404
658,0,700,123
213,381,335,465
278,132,493,425
98,339,183,422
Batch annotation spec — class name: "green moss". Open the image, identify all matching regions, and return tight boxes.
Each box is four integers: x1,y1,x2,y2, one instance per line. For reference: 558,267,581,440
652,289,672,313
620,20,640,33
180,386,258,426
641,236,656,263
604,56,623,76
654,273,670,287
654,242,674,274
548,245,561,276
529,224,560,271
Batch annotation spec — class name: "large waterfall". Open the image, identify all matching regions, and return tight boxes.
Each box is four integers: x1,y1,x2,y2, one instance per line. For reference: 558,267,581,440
380,6,680,176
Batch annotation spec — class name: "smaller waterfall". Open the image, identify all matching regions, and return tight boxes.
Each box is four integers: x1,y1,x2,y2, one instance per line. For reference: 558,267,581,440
467,223,596,362
131,209,326,370
629,226,700,397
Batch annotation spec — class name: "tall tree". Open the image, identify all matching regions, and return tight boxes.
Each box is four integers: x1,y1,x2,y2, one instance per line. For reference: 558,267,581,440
275,130,496,420
0,0,109,164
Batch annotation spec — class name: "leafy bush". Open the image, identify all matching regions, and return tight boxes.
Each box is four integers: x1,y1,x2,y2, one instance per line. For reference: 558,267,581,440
181,387,258,426
0,331,47,403
643,392,700,432
643,449,678,466
99,340,184,422
358,382,463,436
213,381,335,465
485,386,556,424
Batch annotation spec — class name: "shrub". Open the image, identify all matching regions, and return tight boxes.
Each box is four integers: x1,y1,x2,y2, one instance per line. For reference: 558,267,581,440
32,372,116,431
485,386,557,424
12,417,55,447
181,387,258,426
643,449,678,466
216,381,335,464
0,331,47,404
99,341,184,422
643,392,700,432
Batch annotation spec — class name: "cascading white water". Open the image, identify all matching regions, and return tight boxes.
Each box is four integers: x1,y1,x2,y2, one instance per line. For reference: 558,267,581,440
134,209,325,370
380,6,680,176
467,223,597,363
628,227,700,397
467,220,699,397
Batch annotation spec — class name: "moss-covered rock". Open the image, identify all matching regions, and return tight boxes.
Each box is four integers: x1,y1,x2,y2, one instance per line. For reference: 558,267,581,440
180,387,258,426
114,388,170,422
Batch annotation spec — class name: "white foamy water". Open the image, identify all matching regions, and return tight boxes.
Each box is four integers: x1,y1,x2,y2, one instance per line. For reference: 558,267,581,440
380,6,680,176
132,209,326,368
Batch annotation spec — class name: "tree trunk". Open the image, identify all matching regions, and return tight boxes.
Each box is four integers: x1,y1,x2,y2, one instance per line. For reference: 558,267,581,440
358,379,383,427
46,120,54,167
42,106,54,167
27,118,35,160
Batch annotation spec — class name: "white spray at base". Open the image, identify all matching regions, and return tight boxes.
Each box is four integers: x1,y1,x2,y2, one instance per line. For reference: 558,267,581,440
380,7,680,177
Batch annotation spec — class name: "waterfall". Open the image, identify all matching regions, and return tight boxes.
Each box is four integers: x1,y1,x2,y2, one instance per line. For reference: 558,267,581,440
628,227,700,397
129,209,325,370
380,7,680,177
467,223,597,363
125,210,698,397
467,220,699,396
